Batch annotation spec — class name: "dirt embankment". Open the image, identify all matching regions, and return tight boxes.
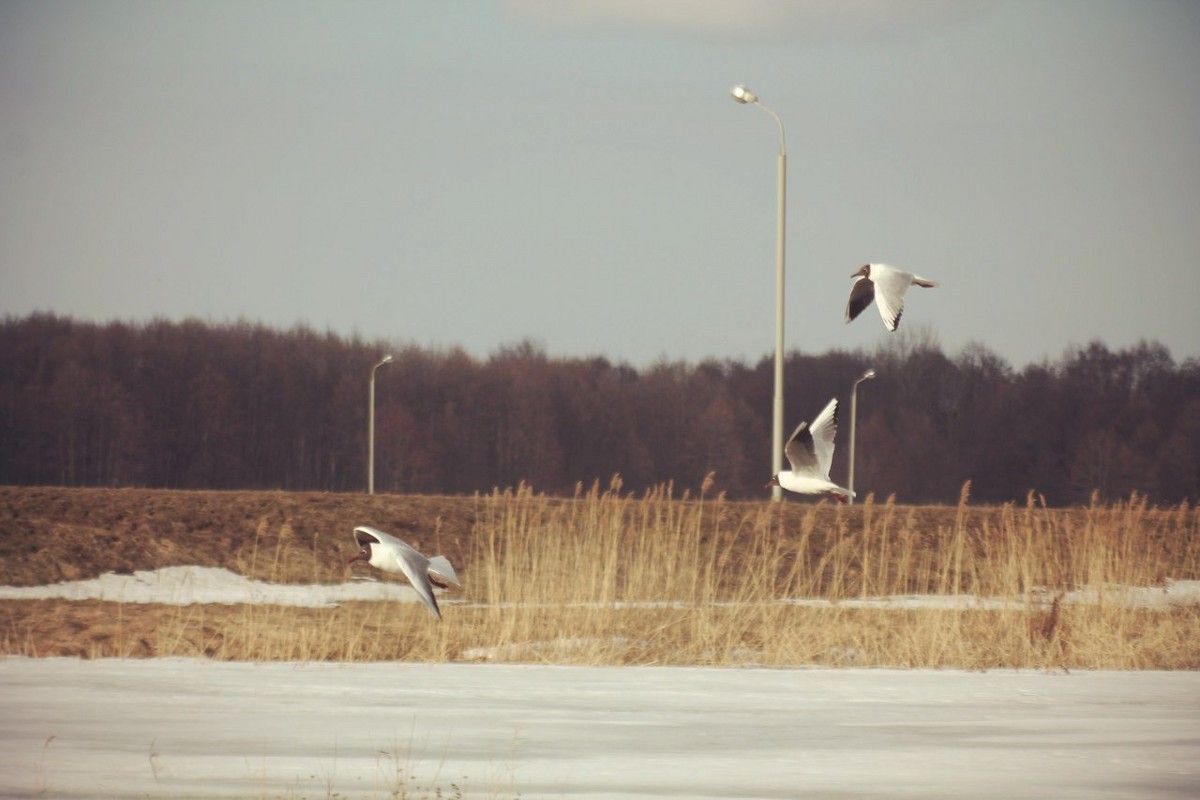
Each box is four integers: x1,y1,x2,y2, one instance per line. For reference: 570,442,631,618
0,486,479,587
0,486,978,589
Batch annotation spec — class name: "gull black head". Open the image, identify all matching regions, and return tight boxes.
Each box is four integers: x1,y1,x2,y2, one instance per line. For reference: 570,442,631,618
347,541,372,565
348,527,381,565
853,264,871,279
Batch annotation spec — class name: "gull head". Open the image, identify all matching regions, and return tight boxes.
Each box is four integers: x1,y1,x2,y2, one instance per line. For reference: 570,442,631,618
347,543,372,566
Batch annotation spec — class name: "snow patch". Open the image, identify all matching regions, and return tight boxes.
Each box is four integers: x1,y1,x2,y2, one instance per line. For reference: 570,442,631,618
0,565,428,607
2,567,1197,612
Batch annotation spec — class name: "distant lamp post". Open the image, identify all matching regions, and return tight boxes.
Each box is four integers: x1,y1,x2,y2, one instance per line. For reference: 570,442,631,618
730,84,788,502
368,354,393,495
848,368,877,505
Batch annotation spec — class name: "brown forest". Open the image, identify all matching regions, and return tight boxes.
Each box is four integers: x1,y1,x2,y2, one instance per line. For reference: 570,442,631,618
1,313,1197,505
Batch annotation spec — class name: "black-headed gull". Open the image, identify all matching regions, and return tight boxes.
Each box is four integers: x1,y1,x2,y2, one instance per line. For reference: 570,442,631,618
766,398,854,503
347,526,460,620
845,263,938,332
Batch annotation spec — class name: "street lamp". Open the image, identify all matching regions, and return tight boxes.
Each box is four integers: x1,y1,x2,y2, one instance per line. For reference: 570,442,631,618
848,368,877,505
368,354,393,495
731,84,787,501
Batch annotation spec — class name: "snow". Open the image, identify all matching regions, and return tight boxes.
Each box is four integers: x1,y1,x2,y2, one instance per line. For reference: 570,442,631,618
0,566,425,607
3,568,1199,798
0,658,1197,799
5,566,1199,611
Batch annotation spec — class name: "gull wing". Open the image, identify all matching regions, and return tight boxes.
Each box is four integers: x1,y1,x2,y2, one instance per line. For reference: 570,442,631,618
426,556,460,588
845,276,876,324
806,398,839,479
384,539,441,619
870,267,913,331
783,420,818,476
353,526,384,547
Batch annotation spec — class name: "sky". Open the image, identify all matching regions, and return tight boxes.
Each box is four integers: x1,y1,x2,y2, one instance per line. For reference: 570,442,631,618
1,0,1198,369
3,657,1198,798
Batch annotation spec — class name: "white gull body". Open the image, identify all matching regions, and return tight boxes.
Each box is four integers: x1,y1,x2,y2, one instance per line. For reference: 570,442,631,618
767,398,855,502
845,263,938,332
347,526,460,620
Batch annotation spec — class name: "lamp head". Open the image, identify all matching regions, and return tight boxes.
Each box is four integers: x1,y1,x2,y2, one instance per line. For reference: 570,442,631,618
730,85,757,104
382,354,393,364
861,368,877,381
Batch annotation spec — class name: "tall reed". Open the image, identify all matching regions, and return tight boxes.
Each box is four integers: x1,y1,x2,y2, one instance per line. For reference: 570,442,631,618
460,478,1198,669
4,482,1197,668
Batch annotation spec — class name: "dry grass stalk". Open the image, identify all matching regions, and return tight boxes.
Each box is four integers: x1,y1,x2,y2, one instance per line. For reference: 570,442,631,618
2,482,1197,668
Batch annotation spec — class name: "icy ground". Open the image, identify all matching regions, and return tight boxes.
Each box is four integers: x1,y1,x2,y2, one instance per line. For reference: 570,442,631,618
0,658,1197,799
4,565,1199,611
2,568,1199,798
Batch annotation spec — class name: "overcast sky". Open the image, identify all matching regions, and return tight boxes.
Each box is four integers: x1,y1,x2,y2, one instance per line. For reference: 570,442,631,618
2,0,1198,368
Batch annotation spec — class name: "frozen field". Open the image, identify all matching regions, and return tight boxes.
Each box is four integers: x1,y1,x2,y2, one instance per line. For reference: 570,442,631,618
1,657,1197,799
3,567,1198,798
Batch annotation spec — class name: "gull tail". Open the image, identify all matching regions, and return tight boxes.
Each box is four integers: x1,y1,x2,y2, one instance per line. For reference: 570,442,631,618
427,556,461,589
830,487,856,504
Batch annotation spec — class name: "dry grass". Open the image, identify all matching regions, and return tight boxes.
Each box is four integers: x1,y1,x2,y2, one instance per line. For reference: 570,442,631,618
2,481,1198,668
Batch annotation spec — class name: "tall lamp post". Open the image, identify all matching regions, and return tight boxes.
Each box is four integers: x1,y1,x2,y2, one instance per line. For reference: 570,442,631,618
848,368,876,505
730,84,787,501
368,354,393,495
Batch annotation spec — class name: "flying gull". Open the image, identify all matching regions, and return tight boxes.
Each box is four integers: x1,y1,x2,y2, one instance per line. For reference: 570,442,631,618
347,526,460,620
766,398,855,503
845,263,938,332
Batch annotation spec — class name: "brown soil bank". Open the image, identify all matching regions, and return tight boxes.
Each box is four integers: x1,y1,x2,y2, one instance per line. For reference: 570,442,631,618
0,484,974,587
0,486,480,586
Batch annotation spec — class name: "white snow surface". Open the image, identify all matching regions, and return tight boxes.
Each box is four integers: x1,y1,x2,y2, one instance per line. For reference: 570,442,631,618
0,565,428,607
3,568,1200,798
4,565,1199,611
0,658,1197,799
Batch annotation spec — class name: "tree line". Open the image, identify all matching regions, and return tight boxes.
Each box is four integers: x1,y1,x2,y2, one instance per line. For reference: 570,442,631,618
1,313,1197,505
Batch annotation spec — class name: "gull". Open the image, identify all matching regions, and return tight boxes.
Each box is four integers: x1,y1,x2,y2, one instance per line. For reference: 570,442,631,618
766,398,855,503
347,526,460,620
845,263,938,332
